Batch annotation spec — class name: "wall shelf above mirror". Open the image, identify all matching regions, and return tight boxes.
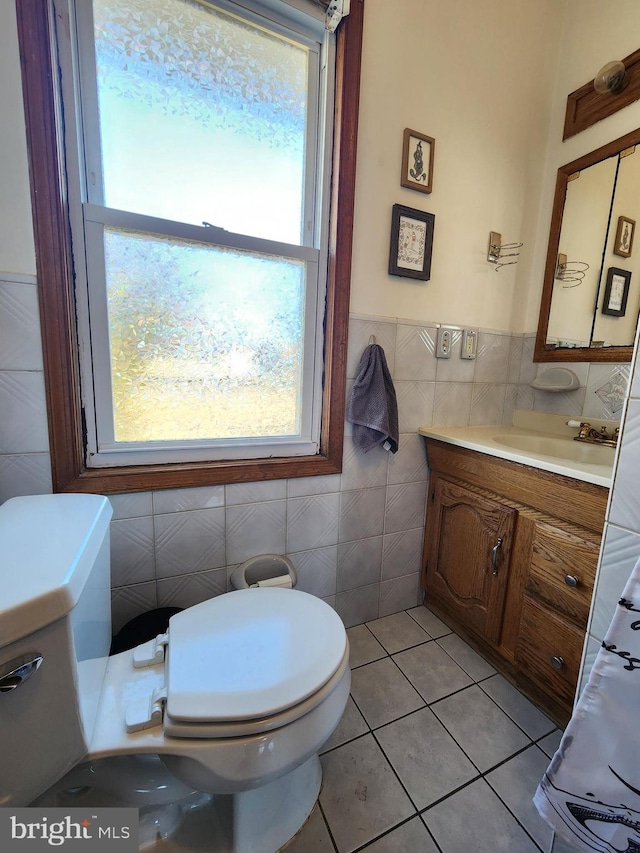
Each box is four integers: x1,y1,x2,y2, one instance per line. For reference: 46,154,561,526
535,128,640,364
564,48,640,141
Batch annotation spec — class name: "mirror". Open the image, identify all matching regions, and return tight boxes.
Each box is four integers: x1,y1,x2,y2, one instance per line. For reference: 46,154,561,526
535,127,640,363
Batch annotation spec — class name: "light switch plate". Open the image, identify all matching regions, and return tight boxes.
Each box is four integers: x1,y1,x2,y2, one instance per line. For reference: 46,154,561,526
436,326,453,358
461,328,478,359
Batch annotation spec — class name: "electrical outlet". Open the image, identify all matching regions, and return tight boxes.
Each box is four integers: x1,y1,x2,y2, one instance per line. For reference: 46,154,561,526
461,328,478,360
436,326,453,358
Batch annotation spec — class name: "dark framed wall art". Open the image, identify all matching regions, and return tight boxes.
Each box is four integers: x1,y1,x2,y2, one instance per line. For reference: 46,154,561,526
388,204,435,281
602,267,631,316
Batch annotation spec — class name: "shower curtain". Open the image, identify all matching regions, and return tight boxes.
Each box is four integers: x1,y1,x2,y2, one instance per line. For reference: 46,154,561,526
534,556,640,852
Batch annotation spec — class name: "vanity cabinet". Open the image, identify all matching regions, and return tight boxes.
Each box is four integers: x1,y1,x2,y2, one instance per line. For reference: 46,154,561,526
515,520,600,710
424,477,515,643
422,439,607,724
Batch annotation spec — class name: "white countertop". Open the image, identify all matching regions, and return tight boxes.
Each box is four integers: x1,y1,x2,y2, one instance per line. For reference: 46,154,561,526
418,411,616,488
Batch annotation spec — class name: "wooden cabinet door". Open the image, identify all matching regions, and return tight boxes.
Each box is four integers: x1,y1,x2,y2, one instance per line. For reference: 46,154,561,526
424,477,516,643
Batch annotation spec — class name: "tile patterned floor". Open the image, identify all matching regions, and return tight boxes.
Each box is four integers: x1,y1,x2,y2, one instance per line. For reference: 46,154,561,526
284,605,566,853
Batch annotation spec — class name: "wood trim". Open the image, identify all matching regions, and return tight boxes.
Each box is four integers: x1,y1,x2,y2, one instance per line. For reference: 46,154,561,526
516,595,584,711
16,0,365,493
322,0,364,473
424,439,608,533
423,460,605,659
500,513,532,659
563,48,640,141
534,126,640,364
421,444,607,727
424,477,516,644
15,1,85,492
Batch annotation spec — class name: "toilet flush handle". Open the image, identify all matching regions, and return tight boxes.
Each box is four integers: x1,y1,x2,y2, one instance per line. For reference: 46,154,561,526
0,653,43,693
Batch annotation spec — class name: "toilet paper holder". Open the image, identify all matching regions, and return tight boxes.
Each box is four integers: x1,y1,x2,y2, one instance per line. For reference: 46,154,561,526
230,554,298,590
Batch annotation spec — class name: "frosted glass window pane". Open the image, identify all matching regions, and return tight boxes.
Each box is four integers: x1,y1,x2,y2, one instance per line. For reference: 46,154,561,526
92,0,308,244
104,228,306,443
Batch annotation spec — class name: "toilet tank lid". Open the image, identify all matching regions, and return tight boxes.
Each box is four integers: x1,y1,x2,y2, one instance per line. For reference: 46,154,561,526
0,494,112,649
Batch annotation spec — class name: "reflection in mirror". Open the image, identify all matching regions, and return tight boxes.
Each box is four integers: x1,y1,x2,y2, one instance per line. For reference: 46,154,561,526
547,156,617,347
535,128,640,363
592,148,640,346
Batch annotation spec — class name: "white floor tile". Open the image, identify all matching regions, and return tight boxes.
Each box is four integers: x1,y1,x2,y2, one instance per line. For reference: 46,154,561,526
320,734,414,853
423,778,540,853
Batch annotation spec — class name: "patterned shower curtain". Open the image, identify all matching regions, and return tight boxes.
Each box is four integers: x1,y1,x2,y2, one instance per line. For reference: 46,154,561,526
534,556,640,852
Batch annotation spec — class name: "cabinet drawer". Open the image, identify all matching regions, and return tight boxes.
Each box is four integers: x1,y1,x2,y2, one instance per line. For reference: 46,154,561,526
515,596,584,709
527,522,599,626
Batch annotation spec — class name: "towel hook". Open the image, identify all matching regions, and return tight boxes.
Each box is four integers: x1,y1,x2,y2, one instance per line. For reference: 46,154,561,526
368,335,377,345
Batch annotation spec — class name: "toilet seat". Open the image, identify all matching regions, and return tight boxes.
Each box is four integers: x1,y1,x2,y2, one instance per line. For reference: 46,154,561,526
163,646,349,739
118,588,348,742
166,588,346,725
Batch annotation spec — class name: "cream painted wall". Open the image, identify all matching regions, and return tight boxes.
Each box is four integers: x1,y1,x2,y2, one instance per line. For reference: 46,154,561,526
4,0,640,333
349,0,564,331
0,0,36,277
523,0,640,334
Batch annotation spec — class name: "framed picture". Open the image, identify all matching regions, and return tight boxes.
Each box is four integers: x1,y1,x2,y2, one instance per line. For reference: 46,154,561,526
388,204,435,280
613,215,635,258
602,267,631,316
401,128,435,194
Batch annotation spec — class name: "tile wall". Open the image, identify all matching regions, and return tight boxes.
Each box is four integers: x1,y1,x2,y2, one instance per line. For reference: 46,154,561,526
0,279,631,635
548,351,640,853
577,336,640,695
0,273,52,498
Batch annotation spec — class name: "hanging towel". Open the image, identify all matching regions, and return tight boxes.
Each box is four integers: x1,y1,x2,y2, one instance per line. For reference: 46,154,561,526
534,555,640,853
347,344,399,453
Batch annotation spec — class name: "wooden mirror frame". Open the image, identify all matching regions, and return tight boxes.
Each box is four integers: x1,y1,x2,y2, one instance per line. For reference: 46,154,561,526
534,126,640,364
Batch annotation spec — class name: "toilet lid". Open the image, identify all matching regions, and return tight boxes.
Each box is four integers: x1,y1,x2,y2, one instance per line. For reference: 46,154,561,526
165,588,347,722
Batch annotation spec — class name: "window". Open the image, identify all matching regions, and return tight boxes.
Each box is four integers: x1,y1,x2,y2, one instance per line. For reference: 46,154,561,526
67,0,330,467
16,0,363,491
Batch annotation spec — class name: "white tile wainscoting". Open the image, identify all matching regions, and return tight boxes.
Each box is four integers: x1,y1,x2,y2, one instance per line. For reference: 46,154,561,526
0,273,52,499
578,395,640,695
0,284,631,633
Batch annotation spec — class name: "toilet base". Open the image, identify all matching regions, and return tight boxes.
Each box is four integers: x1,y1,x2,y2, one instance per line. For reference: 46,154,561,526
35,755,322,853
196,755,322,853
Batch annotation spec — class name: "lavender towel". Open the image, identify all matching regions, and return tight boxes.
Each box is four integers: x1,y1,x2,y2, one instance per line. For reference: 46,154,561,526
347,344,398,453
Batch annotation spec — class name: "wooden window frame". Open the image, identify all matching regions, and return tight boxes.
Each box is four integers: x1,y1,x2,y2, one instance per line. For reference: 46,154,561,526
15,0,364,494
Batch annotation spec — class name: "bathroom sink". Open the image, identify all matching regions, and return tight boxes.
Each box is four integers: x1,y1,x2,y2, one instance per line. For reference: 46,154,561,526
419,411,617,486
492,433,615,465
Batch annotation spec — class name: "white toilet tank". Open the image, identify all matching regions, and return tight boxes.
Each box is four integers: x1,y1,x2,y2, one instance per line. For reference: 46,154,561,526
0,494,113,806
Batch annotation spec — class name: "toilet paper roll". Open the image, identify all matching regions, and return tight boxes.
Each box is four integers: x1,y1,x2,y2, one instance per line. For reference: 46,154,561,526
250,575,293,589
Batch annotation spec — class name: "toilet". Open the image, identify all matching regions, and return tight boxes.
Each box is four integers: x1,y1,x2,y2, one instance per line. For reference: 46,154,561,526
0,494,350,852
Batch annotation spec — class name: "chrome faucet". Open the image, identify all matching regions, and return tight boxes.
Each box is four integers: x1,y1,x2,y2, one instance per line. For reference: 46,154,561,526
566,420,619,447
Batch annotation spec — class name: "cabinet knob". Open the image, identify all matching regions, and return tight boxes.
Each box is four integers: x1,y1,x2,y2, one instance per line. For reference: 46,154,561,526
564,574,579,588
550,655,565,671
